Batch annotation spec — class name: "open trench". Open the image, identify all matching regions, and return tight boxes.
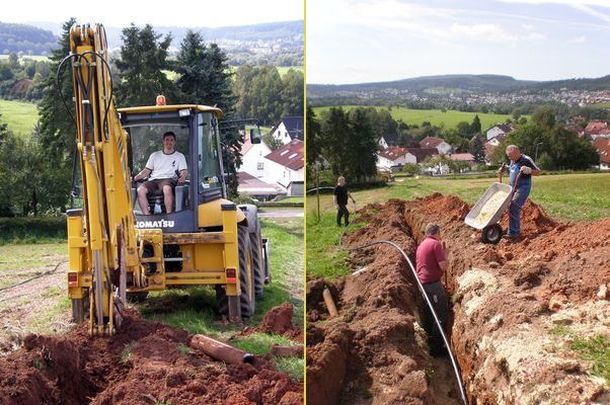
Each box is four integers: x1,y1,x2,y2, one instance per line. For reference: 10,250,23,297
306,194,610,404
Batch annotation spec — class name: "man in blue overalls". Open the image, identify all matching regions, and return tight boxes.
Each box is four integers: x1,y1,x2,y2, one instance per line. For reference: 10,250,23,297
500,145,541,241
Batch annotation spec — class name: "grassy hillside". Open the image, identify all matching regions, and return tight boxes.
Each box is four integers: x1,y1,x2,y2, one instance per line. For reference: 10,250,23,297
0,99,38,138
312,105,513,131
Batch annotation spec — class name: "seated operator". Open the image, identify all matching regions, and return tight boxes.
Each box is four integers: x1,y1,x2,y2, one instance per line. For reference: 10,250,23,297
132,131,187,215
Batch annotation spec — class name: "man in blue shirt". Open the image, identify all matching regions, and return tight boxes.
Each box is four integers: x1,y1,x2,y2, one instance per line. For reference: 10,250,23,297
499,145,541,241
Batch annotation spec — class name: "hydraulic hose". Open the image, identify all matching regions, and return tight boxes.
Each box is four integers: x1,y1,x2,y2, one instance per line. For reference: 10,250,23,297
346,239,469,405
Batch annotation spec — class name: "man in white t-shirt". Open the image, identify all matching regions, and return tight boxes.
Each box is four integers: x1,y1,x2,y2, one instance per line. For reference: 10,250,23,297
133,131,188,215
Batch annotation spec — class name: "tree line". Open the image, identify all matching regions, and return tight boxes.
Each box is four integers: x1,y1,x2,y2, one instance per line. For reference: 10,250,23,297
307,104,601,186
490,107,598,170
0,19,303,216
306,106,379,184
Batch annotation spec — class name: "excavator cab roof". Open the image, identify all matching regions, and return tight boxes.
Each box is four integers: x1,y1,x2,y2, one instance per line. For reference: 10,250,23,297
118,104,224,118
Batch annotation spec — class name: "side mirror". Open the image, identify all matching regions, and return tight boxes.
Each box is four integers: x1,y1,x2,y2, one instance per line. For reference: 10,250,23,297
250,126,262,144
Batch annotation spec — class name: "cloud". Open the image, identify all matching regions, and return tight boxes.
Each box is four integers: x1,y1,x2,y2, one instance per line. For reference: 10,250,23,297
497,0,610,23
567,35,587,42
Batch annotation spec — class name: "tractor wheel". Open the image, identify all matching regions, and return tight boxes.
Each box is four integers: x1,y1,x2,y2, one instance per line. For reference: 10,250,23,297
250,218,265,298
126,291,149,303
216,224,255,319
481,224,503,244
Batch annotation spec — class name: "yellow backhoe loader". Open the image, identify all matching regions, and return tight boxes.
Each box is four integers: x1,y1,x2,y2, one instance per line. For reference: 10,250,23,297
61,24,269,336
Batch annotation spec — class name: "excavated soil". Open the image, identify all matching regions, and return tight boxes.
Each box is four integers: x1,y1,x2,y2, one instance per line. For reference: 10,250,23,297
240,303,304,343
307,200,445,404
0,309,303,405
307,194,610,404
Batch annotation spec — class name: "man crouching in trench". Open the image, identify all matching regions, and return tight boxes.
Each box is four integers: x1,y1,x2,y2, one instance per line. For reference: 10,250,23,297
416,223,449,357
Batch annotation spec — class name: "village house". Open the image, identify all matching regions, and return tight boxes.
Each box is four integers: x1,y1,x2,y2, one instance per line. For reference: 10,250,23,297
377,146,416,172
583,120,610,140
419,136,452,155
378,133,400,149
270,116,304,145
239,130,272,179
262,139,304,196
486,123,513,141
450,152,476,164
405,147,438,164
237,172,286,200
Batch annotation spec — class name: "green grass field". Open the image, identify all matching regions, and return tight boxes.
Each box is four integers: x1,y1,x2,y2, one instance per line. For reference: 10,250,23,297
312,105,515,130
277,66,303,77
0,99,39,138
307,172,610,280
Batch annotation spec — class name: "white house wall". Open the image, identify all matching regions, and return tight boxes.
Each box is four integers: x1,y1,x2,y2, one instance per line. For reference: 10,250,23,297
263,158,304,189
437,142,452,155
486,127,504,141
271,122,292,145
241,142,273,178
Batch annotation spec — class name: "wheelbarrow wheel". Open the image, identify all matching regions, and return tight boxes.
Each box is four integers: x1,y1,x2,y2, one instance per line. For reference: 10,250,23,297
481,224,503,244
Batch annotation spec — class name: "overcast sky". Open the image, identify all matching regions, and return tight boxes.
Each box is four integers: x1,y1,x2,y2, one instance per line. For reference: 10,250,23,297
1,0,303,27
307,0,610,84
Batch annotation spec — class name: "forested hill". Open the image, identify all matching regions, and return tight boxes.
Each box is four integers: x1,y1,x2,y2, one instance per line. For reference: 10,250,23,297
0,22,57,55
1,20,303,65
308,74,610,96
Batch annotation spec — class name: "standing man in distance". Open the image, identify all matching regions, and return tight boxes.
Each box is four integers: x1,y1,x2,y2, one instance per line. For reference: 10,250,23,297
499,144,541,241
133,131,188,215
333,176,356,227
416,223,449,357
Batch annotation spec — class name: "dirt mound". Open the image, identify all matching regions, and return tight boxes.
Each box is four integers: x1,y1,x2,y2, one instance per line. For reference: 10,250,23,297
403,193,610,403
498,199,558,237
261,303,295,335
240,304,303,343
0,309,303,404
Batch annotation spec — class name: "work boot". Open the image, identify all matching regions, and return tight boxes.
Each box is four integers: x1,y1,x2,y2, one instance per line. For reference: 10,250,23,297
503,234,522,242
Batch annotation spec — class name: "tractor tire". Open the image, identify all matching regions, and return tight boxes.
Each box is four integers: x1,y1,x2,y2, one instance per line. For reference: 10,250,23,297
126,291,149,303
250,218,265,298
216,224,255,319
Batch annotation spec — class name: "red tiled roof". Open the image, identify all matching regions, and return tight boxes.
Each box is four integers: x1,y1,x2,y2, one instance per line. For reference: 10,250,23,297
450,153,475,161
419,136,445,148
264,140,304,170
584,120,609,135
405,147,438,163
237,172,286,194
379,146,410,161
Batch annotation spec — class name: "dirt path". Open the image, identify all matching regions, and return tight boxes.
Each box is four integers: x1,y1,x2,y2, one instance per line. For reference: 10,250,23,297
306,196,610,404
0,260,72,354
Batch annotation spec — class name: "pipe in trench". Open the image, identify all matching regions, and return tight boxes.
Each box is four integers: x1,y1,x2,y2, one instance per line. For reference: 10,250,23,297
347,240,469,405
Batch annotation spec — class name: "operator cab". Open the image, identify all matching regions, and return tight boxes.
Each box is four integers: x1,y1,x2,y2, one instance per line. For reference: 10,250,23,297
120,104,226,233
